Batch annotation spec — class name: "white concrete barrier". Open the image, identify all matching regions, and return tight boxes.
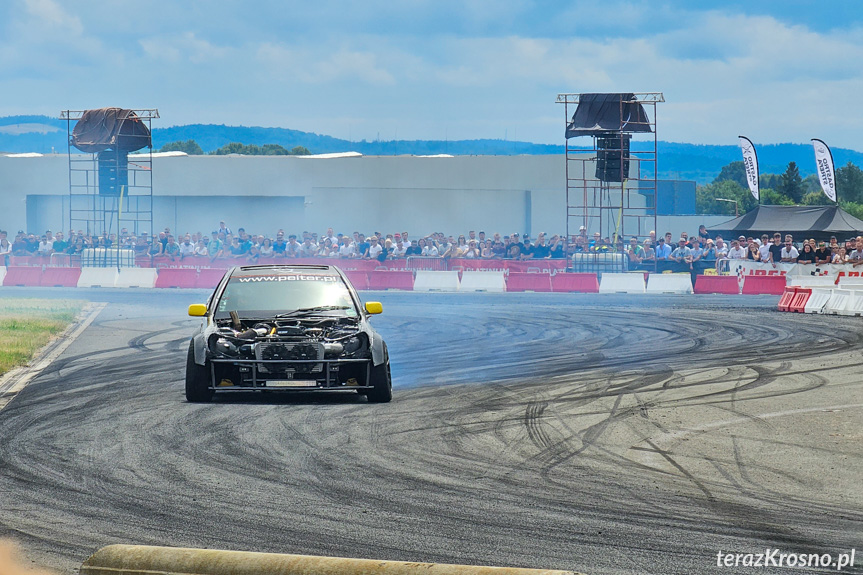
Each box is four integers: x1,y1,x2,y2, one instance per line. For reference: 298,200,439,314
114,267,158,288
459,271,506,292
0,266,6,286
80,545,582,575
787,276,837,288
804,288,832,314
413,270,461,292
645,273,693,294
824,289,852,315
837,276,863,288
599,272,645,294
839,289,863,316
77,268,119,288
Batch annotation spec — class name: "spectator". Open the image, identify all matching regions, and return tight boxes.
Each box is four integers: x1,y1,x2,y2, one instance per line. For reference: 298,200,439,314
285,235,302,258
589,232,601,250
698,225,709,240
405,239,422,256
654,237,671,262
401,231,411,247
670,238,693,272
464,240,480,259
67,237,87,256
832,246,847,264
727,239,747,260
547,235,564,258
641,239,656,265
490,237,506,258
390,239,407,259
520,237,535,259
780,236,799,263
480,240,493,259
37,234,53,256
299,237,317,258
356,234,370,257
814,241,832,265
52,232,68,253
214,221,232,236
0,230,10,265
798,241,817,265
378,238,393,262
849,236,863,267
758,236,772,263
191,239,207,257
365,236,383,260
338,235,358,258
164,235,181,261
745,242,761,261
273,232,287,257
421,238,439,257
178,235,195,259
626,237,644,268
259,238,274,258
766,233,783,264
714,237,729,259
533,235,550,259
696,239,716,272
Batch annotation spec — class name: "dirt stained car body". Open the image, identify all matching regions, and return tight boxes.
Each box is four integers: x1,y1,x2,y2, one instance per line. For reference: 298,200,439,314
185,264,391,403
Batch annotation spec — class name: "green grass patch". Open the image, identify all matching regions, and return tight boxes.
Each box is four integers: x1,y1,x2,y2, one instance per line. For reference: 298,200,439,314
0,299,87,376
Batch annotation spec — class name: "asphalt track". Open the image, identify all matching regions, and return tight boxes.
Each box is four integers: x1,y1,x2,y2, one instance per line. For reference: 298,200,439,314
0,288,860,575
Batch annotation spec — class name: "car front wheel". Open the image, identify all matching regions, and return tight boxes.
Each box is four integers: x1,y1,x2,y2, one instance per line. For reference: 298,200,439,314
366,347,392,403
185,341,213,403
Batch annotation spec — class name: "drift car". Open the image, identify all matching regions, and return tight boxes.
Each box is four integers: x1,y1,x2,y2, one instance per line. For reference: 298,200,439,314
185,264,391,403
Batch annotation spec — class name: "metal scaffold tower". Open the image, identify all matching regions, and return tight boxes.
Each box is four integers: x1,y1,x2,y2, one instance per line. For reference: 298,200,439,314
556,93,663,272
60,108,158,266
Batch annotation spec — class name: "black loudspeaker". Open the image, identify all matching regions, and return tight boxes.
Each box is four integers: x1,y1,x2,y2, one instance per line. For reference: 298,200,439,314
595,133,631,183
98,150,128,196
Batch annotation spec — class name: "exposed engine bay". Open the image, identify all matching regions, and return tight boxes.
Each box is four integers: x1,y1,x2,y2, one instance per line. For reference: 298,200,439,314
207,315,372,387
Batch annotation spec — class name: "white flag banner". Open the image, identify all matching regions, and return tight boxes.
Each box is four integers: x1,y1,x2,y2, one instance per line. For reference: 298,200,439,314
812,139,837,202
738,136,760,201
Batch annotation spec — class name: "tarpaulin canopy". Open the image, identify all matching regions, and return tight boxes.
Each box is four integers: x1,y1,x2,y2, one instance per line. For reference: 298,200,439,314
71,108,151,153
565,93,652,138
708,205,863,242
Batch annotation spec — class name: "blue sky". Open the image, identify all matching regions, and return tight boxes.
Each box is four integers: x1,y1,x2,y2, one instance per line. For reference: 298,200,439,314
1,0,862,150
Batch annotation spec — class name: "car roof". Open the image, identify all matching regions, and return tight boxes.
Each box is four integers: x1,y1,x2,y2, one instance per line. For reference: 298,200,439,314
232,264,338,274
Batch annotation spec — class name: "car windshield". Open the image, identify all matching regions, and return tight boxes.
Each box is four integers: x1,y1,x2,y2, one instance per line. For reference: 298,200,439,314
215,271,357,318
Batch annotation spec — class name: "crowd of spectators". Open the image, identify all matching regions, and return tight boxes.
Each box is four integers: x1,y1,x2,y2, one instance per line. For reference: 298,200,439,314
3,221,863,272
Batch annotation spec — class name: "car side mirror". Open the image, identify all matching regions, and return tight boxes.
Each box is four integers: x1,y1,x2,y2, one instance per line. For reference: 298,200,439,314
188,304,207,317
364,302,383,315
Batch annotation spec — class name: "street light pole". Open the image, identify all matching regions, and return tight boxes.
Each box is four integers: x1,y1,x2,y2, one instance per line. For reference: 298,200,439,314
716,198,739,217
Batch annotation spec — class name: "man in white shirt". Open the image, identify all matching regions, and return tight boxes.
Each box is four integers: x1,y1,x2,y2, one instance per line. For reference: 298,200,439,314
178,235,196,259
391,239,407,259
37,235,54,256
338,236,357,258
780,237,799,263
727,239,747,260
758,237,772,263
365,236,383,260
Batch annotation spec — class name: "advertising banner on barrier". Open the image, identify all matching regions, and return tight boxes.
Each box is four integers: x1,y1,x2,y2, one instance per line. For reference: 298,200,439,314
727,260,863,287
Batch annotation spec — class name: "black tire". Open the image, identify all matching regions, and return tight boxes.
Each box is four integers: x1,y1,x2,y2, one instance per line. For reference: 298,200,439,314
366,346,392,403
185,341,213,403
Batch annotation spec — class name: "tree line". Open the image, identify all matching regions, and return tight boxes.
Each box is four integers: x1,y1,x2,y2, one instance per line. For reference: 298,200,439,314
159,140,311,156
697,160,863,219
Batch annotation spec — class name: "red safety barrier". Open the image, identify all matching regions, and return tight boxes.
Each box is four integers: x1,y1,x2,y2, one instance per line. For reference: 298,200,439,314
506,272,553,292
2,266,43,286
693,275,740,294
777,286,797,311
367,270,414,290
343,270,370,291
195,268,227,289
39,267,82,287
742,275,787,295
155,268,199,289
789,288,812,313
550,272,599,293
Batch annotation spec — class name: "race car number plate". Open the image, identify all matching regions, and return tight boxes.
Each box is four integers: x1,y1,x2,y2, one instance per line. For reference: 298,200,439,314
267,380,315,387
